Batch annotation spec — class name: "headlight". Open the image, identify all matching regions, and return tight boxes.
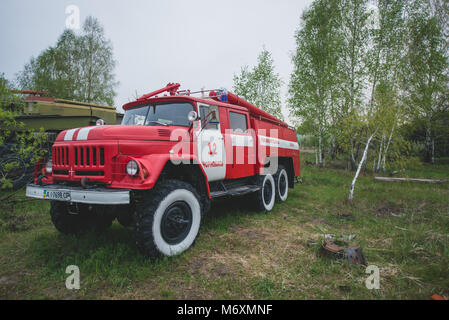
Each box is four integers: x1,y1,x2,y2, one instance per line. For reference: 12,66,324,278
45,161,52,174
126,160,139,176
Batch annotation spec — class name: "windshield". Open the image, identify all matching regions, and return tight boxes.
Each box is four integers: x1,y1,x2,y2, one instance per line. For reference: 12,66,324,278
122,102,194,127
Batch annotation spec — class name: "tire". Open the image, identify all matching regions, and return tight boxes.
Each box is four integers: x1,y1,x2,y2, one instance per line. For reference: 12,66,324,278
116,205,134,228
133,180,202,257
50,201,91,235
50,201,113,235
253,174,276,212
274,165,289,202
90,205,115,232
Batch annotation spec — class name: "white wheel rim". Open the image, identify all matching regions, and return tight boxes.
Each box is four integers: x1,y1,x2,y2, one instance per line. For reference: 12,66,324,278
261,174,275,211
278,169,288,201
152,189,201,256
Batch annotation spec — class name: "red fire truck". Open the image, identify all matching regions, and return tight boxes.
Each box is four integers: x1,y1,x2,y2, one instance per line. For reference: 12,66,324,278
26,83,300,257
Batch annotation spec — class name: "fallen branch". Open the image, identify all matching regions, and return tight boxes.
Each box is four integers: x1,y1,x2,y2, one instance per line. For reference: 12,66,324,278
374,177,448,184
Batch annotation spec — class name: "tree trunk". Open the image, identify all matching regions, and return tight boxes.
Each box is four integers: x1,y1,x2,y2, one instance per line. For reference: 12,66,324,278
376,135,384,172
349,133,375,203
425,121,432,163
381,122,396,172
330,135,336,160
318,124,323,167
350,141,356,170
432,139,435,164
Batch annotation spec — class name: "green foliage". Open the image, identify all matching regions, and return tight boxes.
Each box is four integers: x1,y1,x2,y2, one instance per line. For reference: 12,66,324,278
289,0,351,164
403,2,449,162
233,48,283,120
0,74,47,189
16,16,118,106
289,0,448,172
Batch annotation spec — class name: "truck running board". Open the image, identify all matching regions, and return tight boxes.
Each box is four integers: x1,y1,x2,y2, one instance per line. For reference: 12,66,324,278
210,185,261,198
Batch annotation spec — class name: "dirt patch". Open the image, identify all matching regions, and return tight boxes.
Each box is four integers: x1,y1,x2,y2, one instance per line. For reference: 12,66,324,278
376,203,403,217
0,275,17,285
212,264,230,277
227,226,277,242
309,218,325,224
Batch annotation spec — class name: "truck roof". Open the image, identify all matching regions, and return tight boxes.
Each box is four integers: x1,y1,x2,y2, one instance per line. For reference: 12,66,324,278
122,95,247,113
122,85,290,129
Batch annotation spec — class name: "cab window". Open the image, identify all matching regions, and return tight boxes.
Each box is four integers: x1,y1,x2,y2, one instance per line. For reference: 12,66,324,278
229,111,248,133
199,105,219,130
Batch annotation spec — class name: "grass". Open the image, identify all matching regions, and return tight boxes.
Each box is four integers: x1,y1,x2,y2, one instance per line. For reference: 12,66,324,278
0,155,448,299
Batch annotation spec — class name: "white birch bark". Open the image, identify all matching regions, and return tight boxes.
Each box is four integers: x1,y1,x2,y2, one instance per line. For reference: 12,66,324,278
318,124,323,166
376,135,384,172
349,132,375,203
381,121,396,171
432,139,435,164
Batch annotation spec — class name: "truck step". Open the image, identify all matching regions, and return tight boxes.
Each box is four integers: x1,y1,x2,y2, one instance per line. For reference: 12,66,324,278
210,185,260,198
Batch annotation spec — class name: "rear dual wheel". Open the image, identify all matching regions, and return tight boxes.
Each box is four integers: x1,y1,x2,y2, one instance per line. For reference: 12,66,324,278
274,165,289,202
253,166,289,212
254,174,276,212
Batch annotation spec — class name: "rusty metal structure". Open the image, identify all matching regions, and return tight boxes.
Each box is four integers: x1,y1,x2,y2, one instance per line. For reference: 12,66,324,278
15,91,119,138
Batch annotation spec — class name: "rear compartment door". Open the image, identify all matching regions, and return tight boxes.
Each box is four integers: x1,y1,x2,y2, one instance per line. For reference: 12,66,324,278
225,110,255,179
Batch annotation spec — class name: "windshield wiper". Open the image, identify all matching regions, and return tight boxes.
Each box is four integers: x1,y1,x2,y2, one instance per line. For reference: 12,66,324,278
147,120,168,126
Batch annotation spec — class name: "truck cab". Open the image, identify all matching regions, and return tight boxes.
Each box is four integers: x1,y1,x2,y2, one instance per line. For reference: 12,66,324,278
26,83,300,257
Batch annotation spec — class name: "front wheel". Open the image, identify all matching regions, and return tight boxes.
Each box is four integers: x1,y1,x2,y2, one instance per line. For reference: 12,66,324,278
133,180,202,257
50,202,114,235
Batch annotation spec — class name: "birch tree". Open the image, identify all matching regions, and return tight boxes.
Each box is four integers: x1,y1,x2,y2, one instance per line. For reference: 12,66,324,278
233,48,283,120
349,0,408,200
334,0,370,168
79,16,118,105
17,16,118,106
288,0,342,166
403,2,449,163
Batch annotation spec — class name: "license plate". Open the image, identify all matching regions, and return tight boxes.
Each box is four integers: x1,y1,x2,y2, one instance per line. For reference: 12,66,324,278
43,190,71,201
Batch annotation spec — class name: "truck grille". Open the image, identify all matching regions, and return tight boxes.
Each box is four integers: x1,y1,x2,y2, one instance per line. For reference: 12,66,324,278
52,145,107,177
53,146,69,166
73,146,105,166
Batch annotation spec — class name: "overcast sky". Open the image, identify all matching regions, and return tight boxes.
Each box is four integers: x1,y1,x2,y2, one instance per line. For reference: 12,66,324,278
0,0,312,122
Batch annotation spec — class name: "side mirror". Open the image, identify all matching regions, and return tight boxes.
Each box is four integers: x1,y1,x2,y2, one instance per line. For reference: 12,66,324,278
96,119,105,126
188,111,198,122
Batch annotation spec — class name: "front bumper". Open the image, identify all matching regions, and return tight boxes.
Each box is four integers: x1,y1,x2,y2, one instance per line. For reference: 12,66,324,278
26,184,130,205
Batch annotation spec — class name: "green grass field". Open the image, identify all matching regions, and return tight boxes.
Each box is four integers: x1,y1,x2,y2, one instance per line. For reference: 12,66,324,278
0,156,448,299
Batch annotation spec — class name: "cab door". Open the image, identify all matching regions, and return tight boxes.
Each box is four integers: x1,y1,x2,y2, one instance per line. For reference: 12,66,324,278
196,103,226,181
225,110,255,179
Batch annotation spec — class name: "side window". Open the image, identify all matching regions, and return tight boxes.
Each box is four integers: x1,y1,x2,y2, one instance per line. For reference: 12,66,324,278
199,105,219,130
229,111,248,133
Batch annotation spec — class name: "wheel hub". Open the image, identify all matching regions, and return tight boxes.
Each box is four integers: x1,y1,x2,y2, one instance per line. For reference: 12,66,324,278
160,201,193,245
263,179,273,206
279,173,287,196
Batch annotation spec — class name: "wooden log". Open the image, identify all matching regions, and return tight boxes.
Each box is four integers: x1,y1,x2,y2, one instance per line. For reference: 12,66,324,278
374,177,448,183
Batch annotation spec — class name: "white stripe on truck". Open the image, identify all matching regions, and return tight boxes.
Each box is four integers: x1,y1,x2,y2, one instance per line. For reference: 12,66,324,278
64,128,79,141
76,126,96,140
258,135,299,150
231,134,254,147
